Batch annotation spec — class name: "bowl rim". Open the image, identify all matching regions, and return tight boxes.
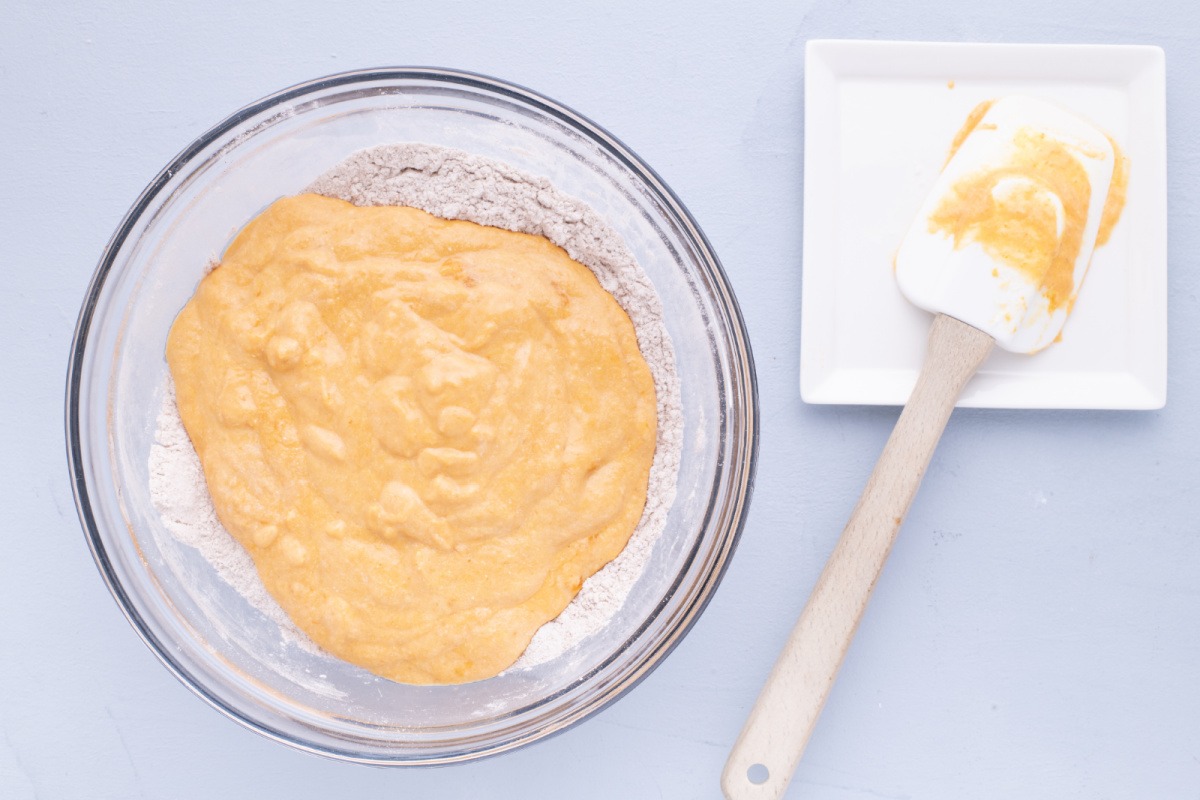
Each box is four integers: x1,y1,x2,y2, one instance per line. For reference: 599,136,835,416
64,65,759,765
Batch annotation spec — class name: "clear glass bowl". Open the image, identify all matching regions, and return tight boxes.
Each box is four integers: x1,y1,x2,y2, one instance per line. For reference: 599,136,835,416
66,68,758,764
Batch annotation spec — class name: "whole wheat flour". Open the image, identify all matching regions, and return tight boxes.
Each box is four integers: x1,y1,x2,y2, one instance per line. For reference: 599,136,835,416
149,142,682,672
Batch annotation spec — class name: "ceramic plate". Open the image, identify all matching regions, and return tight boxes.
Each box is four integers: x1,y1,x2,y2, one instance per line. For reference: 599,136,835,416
799,40,1167,409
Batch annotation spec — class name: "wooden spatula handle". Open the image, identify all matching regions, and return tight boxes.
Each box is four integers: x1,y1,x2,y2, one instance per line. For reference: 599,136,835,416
722,314,994,800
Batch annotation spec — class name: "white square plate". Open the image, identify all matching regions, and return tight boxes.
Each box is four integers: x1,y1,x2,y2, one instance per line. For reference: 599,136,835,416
799,40,1167,409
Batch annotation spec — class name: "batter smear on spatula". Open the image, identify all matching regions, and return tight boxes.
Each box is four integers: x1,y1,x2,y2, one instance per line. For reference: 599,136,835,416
897,96,1129,353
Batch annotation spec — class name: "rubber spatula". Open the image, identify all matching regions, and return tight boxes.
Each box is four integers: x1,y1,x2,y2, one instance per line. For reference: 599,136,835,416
722,96,1120,800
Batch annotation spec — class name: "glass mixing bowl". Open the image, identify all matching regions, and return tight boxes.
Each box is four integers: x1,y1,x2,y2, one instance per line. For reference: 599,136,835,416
66,68,758,764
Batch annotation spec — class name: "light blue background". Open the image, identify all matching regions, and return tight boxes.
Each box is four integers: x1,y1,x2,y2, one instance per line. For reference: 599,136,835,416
3,1,1197,798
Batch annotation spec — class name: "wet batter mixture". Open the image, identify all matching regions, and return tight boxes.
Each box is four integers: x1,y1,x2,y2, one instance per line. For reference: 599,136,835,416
930,99,1129,314
166,193,658,684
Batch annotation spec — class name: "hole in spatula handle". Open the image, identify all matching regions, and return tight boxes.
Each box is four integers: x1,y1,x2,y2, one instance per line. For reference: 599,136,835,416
747,763,769,785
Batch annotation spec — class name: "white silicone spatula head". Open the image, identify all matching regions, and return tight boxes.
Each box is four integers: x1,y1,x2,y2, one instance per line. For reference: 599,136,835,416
895,96,1118,353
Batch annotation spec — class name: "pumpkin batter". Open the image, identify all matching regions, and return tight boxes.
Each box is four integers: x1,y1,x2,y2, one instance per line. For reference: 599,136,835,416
932,99,1129,313
166,193,658,684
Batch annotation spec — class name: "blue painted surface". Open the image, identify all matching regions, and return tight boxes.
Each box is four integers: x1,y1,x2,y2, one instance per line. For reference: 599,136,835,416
2,1,1197,797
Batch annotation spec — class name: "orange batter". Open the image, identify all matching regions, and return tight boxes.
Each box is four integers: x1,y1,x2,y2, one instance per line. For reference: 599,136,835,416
167,194,658,684
932,100,1129,312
